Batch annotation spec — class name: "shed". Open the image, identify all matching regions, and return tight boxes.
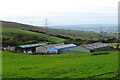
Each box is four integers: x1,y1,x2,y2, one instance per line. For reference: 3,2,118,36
61,42,111,53
15,43,47,54
36,43,64,54
36,43,77,54
80,42,110,52
60,46,90,53
54,44,77,54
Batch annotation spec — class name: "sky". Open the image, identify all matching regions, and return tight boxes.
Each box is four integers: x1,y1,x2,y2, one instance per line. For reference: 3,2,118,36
0,0,119,26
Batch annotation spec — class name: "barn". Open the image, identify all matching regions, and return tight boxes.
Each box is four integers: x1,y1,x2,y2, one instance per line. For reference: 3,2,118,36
54,44,77,54
60,42,111,53
60,46,90,53
15,43,47,54
36,43,64,54
80,42,111,52
36,43,77,54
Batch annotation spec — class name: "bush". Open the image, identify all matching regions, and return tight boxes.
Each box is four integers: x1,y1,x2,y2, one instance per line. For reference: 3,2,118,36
91,52,109,55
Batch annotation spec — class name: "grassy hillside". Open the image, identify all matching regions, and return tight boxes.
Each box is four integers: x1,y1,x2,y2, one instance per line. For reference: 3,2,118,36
2,20,119,46
2,21,117,39
2,50,118,78
2,28,65,46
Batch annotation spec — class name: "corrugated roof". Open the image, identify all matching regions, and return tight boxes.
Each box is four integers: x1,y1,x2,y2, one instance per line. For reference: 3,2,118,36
63,46,90,53
41,43,64,48
80,42,109,50
54,44,77,49
19,43,47,48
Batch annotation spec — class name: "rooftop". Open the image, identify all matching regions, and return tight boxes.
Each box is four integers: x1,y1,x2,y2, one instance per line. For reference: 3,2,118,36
54,44,77,49
19,43,47,48
63,46,90,52
37,43,76,49
81,42,109,50
41,43,65,48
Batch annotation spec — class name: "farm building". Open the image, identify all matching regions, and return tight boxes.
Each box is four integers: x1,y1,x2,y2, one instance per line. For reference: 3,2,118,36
80,42,111,52
36,43,64,54
36,43,77,54
61,42,111,53
60,46,90,53
15,43,47,54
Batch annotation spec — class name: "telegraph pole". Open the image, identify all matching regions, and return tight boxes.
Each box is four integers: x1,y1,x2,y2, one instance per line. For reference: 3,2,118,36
99,27,103,42
100,27,102,33
45,18,48,28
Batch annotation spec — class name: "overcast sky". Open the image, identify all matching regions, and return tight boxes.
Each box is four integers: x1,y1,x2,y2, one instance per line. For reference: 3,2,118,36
0,0,119,26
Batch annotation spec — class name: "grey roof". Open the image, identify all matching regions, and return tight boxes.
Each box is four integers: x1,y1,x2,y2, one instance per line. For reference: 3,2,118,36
37,43,76,49
80,42,109,50
19,43,47,48
54,44,77,49
38,43,65,48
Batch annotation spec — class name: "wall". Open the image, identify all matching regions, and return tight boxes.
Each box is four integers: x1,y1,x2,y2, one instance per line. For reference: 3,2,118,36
94,46,110,51
36,47,47,53
48,47,58,53
36,46,58,54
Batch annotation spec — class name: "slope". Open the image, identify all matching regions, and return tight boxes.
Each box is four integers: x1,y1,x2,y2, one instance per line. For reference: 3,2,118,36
2,21,117,39
2,28,65,46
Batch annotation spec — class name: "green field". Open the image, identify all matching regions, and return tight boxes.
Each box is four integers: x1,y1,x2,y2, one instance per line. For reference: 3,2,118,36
2,28,65,46
2,50,118,78
2,21,117,39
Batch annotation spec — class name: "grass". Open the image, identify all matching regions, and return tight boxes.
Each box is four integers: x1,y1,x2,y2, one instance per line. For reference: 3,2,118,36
2,21,117,39
49,33,91,40
2,28,65,46
2,21,119,79
106,43,119,47
0,51,2,79
2,50,118,78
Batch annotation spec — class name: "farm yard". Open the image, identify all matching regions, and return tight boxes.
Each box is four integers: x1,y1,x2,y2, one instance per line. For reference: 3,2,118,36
2,50,118,78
